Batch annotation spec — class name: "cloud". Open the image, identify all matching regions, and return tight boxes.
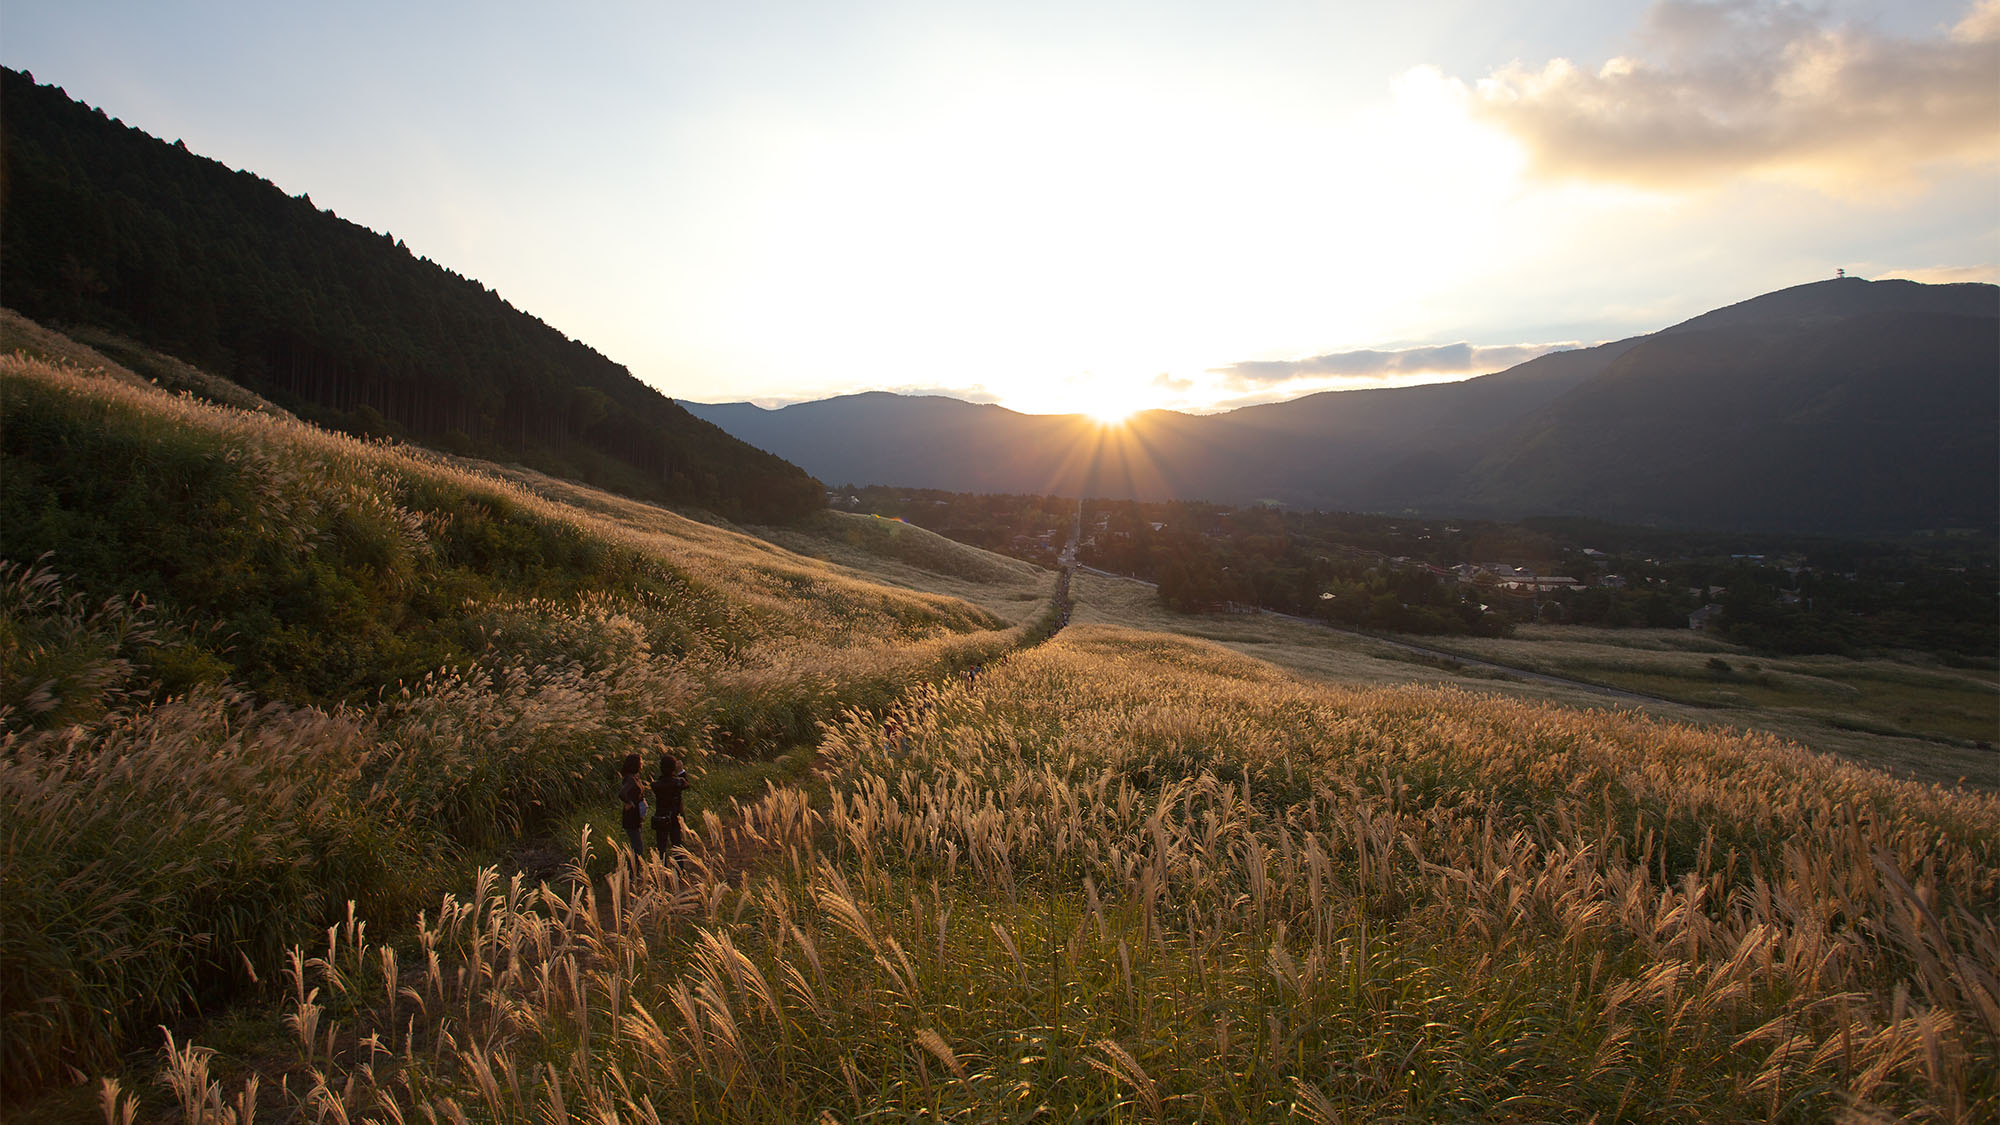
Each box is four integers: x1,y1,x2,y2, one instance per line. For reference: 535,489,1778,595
1466,0,2000,190
1202,388,1309,413
874,384,1005,404
1212,341,1578,388
746,383,1005,408
1875,264,2000,285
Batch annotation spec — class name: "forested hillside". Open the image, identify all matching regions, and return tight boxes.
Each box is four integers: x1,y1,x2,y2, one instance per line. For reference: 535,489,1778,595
0,67,820,522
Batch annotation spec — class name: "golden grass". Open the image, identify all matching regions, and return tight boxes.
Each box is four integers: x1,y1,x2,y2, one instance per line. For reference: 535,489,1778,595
754,510,1052,624
1,349,1047,1090
1067,571,1998,789
1401,625,1999,786
142,626,2000,1121
0,309,154,391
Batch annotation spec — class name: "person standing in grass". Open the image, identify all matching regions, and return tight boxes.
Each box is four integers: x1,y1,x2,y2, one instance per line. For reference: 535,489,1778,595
652,749,689,859
618,753,647,861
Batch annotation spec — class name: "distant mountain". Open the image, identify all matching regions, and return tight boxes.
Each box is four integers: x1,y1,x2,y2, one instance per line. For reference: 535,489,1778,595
683,337,1636,504
1431,279,1999,533
687,278,1998,534
0,67,821,522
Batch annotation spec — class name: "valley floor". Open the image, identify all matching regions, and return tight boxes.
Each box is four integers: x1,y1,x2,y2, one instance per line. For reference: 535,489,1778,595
1062,569,1997,791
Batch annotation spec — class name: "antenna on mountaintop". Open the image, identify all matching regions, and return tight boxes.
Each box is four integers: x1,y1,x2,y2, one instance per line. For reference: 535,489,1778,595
1836,268,1846,278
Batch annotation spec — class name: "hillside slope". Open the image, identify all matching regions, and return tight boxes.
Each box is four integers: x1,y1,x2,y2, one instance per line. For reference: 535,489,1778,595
1192,336,1644,508
0,67,821,522
0,323,1043,1090
8,320,1996,1122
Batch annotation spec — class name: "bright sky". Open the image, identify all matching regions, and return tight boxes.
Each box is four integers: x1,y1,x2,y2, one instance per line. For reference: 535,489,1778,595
7,1,1996,417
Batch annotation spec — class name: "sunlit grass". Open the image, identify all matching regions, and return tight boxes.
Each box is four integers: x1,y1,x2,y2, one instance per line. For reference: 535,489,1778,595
1399,625,1999,781
1065,571,1998,788
133,626,2000,1122
0,347,1045,1090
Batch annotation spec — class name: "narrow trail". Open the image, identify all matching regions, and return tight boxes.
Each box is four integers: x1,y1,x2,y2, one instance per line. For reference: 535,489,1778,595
571,510,1087,932
149,517,1089,1124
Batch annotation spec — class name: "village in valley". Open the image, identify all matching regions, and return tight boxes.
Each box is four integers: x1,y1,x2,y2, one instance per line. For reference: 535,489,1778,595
830,486,1995,656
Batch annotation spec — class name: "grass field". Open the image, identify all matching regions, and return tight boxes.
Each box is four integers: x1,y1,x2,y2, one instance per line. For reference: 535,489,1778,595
114,625,2000,1122
1049,571,1996,791
1397,626,1998,788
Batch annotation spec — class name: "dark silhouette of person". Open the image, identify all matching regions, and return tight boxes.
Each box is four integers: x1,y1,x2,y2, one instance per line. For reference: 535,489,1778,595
618,753,646,861
652,750,689,858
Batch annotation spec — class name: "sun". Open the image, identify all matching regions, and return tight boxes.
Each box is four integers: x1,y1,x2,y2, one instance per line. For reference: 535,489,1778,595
1000,378,1150,424
1070,385,1140,426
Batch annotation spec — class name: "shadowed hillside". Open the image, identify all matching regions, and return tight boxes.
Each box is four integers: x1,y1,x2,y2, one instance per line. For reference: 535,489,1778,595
1430,279,2000,533
0,67,821,522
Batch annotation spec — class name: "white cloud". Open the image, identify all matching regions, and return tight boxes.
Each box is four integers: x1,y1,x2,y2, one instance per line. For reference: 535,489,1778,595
738,383,1004,409
1211,341,1581,388
1466,0,2000,192
1873,263,2000,284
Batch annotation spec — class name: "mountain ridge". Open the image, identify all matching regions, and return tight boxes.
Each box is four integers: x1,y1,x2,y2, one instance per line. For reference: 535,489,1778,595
685,277,1997,534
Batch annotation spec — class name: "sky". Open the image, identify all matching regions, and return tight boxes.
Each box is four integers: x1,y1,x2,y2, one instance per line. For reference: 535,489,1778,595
6,0,1996,418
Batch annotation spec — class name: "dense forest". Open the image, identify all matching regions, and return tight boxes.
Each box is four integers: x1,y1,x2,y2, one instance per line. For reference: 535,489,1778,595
0,67,821,523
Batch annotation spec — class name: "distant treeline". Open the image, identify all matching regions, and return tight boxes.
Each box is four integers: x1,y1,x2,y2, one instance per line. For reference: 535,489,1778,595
839,486,1997,657
1099,503,1997,657
0,67,821,522
1082,500,1518,636
1521,518,2000,660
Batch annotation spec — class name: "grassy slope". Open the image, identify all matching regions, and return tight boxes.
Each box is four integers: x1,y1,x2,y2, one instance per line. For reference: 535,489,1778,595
0,333,1046,1093
753,510,1053,623
134,624,2000,1122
